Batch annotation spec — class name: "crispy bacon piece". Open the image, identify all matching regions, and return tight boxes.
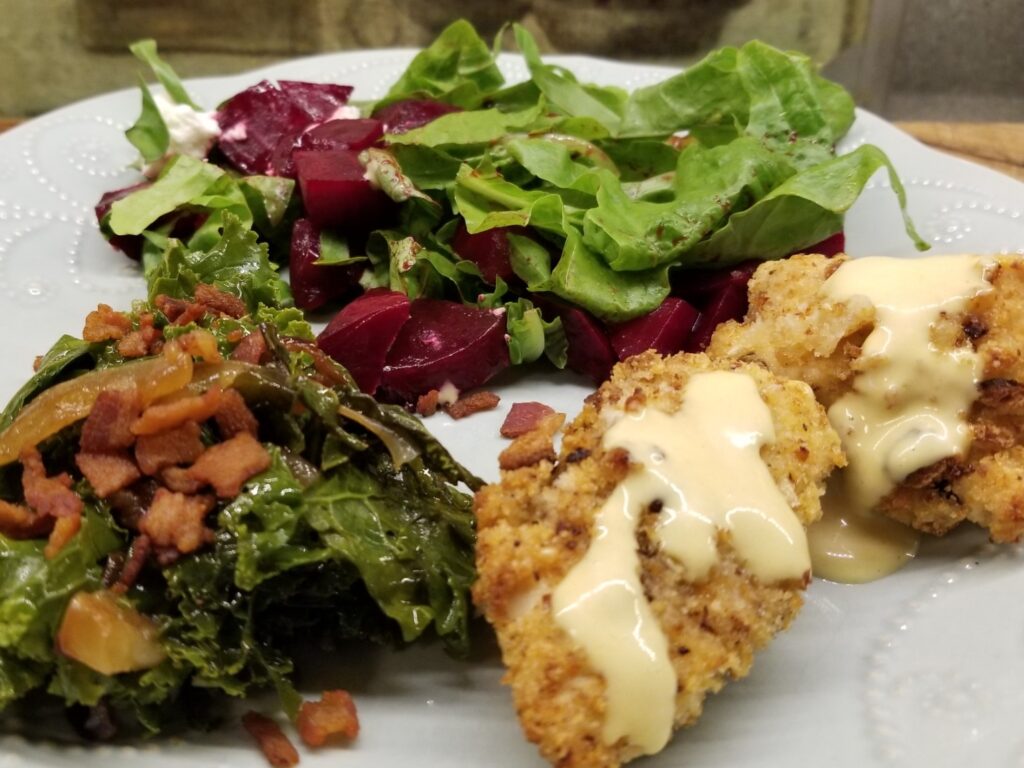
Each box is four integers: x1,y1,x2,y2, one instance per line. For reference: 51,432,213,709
160,466,204,494
155,295,205,326
215,389,259,438
242,712,300,768
195,283,247,319
498,412,566,471
186,432,271,498
500,401,556,438
21,447,83,520
231,331,268,365
80,388,141,453
111,535,152,594
445,390,501,420
45,515,82,558
297,690,360,747
75,452,142,498
415,389,440,417
83,304,131,342
0,499,53,538
139,488,215,554
135,421,205,475
133,388,223,436
117,313,163,359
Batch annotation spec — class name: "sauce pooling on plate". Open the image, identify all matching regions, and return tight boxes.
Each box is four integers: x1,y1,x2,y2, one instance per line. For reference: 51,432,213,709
551,370,807,755
810,255,994,583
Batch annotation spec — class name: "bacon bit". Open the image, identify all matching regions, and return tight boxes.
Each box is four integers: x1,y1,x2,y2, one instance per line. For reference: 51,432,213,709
75,452,142,498
186,432,271,498
297,690,360,747
21,447,83,520
195,283,247,319
139,488,215,554
160,466,204,494
176,329,223,363
154,295,206,326
230,331,268,365
226,328,245,344
111,535,152,594
116,331,149,358
133,387,224,436
45,514,82,559
242,712,299,768
415,389,440,417
80,388,141,453
444,391,501,420
83,304,131,342
498,412,566,471
0,499,53,539
135,421,205,475
500,402,556,438
215,389,259,438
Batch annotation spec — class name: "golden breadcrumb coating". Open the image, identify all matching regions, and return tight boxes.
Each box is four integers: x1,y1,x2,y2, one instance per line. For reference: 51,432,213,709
709,252,1024,541
473,351,843,768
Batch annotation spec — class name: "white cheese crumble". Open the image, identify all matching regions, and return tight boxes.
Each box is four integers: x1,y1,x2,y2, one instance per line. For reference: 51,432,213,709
143,92,221,177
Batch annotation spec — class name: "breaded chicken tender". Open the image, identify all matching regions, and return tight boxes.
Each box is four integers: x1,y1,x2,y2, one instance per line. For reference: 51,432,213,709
474,352,842,768
709,252,1024,541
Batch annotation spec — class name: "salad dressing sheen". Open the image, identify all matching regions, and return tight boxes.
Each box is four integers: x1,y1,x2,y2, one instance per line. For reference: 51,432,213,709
810,255,993,583
551,371,807,755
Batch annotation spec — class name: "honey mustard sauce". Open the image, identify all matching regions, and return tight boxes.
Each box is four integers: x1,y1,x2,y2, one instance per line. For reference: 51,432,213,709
551,371,808,755
809,255,994,583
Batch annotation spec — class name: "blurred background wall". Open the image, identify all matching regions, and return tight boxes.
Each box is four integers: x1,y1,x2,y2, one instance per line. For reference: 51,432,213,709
0,0,1021,120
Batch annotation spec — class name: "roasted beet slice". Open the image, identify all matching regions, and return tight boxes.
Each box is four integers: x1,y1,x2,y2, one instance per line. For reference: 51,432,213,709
317,289,412,394
293,150,394,233
217,80,354,175
450,222,524,286
803,230,846,257
673,261,759,303
610,297,699,361
560,305,617,384
372,99,461,135
380,299,510,402
270,119,385,179
288,219,362,311
95,182,151,260
684,282,749,353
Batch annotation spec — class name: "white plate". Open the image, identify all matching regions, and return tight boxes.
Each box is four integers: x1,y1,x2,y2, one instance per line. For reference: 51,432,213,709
1,50,1024,768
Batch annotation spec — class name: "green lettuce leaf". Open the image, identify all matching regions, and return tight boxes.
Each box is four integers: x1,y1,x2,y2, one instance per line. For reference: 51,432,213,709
506,299,567,367
386,103,545,147
109,155,225,236
125,78,170,164
128,39,198,109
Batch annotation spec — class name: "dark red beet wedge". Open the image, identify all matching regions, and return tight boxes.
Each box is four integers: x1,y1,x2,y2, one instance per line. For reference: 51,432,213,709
380,299,510,402
450,222,523,286
673,261,759,303
372,99,461,135
317,289,412,394
560,306,616,384
684,282,749,353
610,297,699,361
95,182,151,260
289,218,362,311
270,118,385,179
293,150,394,233
217,80,354,175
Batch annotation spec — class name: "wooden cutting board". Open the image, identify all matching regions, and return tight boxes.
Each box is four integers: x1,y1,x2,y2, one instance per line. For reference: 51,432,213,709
0,117,1021,181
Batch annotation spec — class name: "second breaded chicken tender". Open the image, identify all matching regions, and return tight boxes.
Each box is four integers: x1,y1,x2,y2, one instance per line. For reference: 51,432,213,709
710,252,1024,541
474,352,842,768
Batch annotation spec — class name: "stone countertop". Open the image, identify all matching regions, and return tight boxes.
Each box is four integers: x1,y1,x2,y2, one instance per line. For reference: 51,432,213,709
0,117,1020,181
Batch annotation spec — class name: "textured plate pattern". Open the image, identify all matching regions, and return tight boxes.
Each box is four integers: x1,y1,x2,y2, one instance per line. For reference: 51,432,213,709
0,50,1023,768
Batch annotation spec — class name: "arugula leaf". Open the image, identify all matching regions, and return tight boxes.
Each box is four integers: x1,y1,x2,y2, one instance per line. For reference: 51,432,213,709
147,213,292,311
125,78,170,164
383,19,505,109
690,144,928,262
128,39,198,109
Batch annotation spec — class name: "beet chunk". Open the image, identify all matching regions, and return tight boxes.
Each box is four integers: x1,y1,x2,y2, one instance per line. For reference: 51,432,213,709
317,289,412,394
450,222,523,286
95,182,151,260
803,230,846,257
559,305,617,384
684,282,749,353
288,219,362,311
270,118,384,179
217,80,354,175
380,300,510,402
293,150,394,233
673,261,758,303
372,99,461,135
610,297,699,361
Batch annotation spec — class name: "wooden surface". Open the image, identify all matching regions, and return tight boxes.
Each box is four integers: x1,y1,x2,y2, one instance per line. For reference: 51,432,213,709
0,116,1020,181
